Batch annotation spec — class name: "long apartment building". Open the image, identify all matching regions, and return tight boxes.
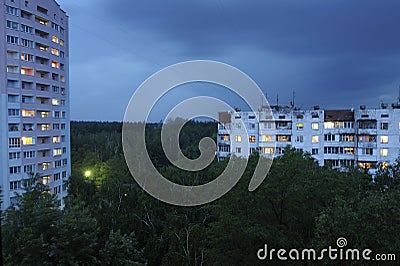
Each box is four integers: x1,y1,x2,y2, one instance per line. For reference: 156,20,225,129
217,104,400,170
0,0,70,209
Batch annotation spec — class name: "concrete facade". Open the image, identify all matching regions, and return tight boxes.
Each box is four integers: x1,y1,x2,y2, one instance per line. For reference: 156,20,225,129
1,0,70,209
217,105,400,171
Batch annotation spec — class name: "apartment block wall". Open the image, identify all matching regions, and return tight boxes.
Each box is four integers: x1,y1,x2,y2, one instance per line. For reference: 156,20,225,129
217,107,400,171
1,0,70,209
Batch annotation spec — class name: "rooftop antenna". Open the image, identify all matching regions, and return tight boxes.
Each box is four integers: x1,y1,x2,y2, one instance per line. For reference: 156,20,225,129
398,85,400,102
276,94,279,107
290,91,296,108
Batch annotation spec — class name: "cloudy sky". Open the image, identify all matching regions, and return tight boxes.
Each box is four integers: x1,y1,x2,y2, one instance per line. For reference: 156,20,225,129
57,0,400,121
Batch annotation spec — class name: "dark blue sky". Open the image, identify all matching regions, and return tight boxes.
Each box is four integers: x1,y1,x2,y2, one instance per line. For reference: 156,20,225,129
58,0,400,121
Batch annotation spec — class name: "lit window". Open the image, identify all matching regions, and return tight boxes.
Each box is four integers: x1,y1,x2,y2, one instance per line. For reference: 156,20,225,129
21,67,34,76
380,136,389,144
21,53,34,62
60,39,64,46
344,147,355,154
21,137,35,145
51,35,59,43
380,149,388,157
42,176,51,185
235,135,242,142
53,148,62,156
261,147,274,154
51,48,59,56
41,124,50,131
22,109,35,117
312,123,319,130
324,122,335,129
296,123,304,130
52,98,60,105
249,135,256,142
312,136,319,143
53,136,61,143
261,135,273,142
51,60,59,68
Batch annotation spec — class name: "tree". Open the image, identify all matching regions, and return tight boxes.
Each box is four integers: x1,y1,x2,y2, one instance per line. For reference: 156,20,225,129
52,200,99,265
100,230,145,265
2,176,61,265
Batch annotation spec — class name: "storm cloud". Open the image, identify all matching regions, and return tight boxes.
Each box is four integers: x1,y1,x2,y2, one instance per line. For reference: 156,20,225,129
58,0,400,121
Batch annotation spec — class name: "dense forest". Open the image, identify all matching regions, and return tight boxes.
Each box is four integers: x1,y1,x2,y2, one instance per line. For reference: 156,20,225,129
2,121,400,265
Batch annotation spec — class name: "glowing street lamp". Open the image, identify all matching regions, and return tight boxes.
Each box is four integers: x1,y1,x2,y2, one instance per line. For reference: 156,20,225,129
84,170,92,178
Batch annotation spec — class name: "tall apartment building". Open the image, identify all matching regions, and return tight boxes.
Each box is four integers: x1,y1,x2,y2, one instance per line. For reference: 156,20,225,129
217,104,400,171
0,0,70,209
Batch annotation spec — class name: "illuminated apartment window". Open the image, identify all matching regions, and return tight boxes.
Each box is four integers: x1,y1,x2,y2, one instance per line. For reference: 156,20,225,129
21,53,34,62
51,35,59,43
262,147,274,155
380,136,389,144
53,148,62,156
22,137,35,145
21,67,34,76
261,135,273,142
276,135,291,142
344,147,355,154
53,136,61,143
60,76,65,82
60,39,64,46
35,16,48,25
22,110,35,117
380,149,388,157
296,123,304,130
52,98,60,106
41,162,52,171
40,124,51,131
235,135,242,142
51,60,59,68
249,135,256,142
38,44,49,51
51,48,59,56
312,136,319,143
324,122,335,129
42,176,51,185
312,123,319,130
40,111,50,118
